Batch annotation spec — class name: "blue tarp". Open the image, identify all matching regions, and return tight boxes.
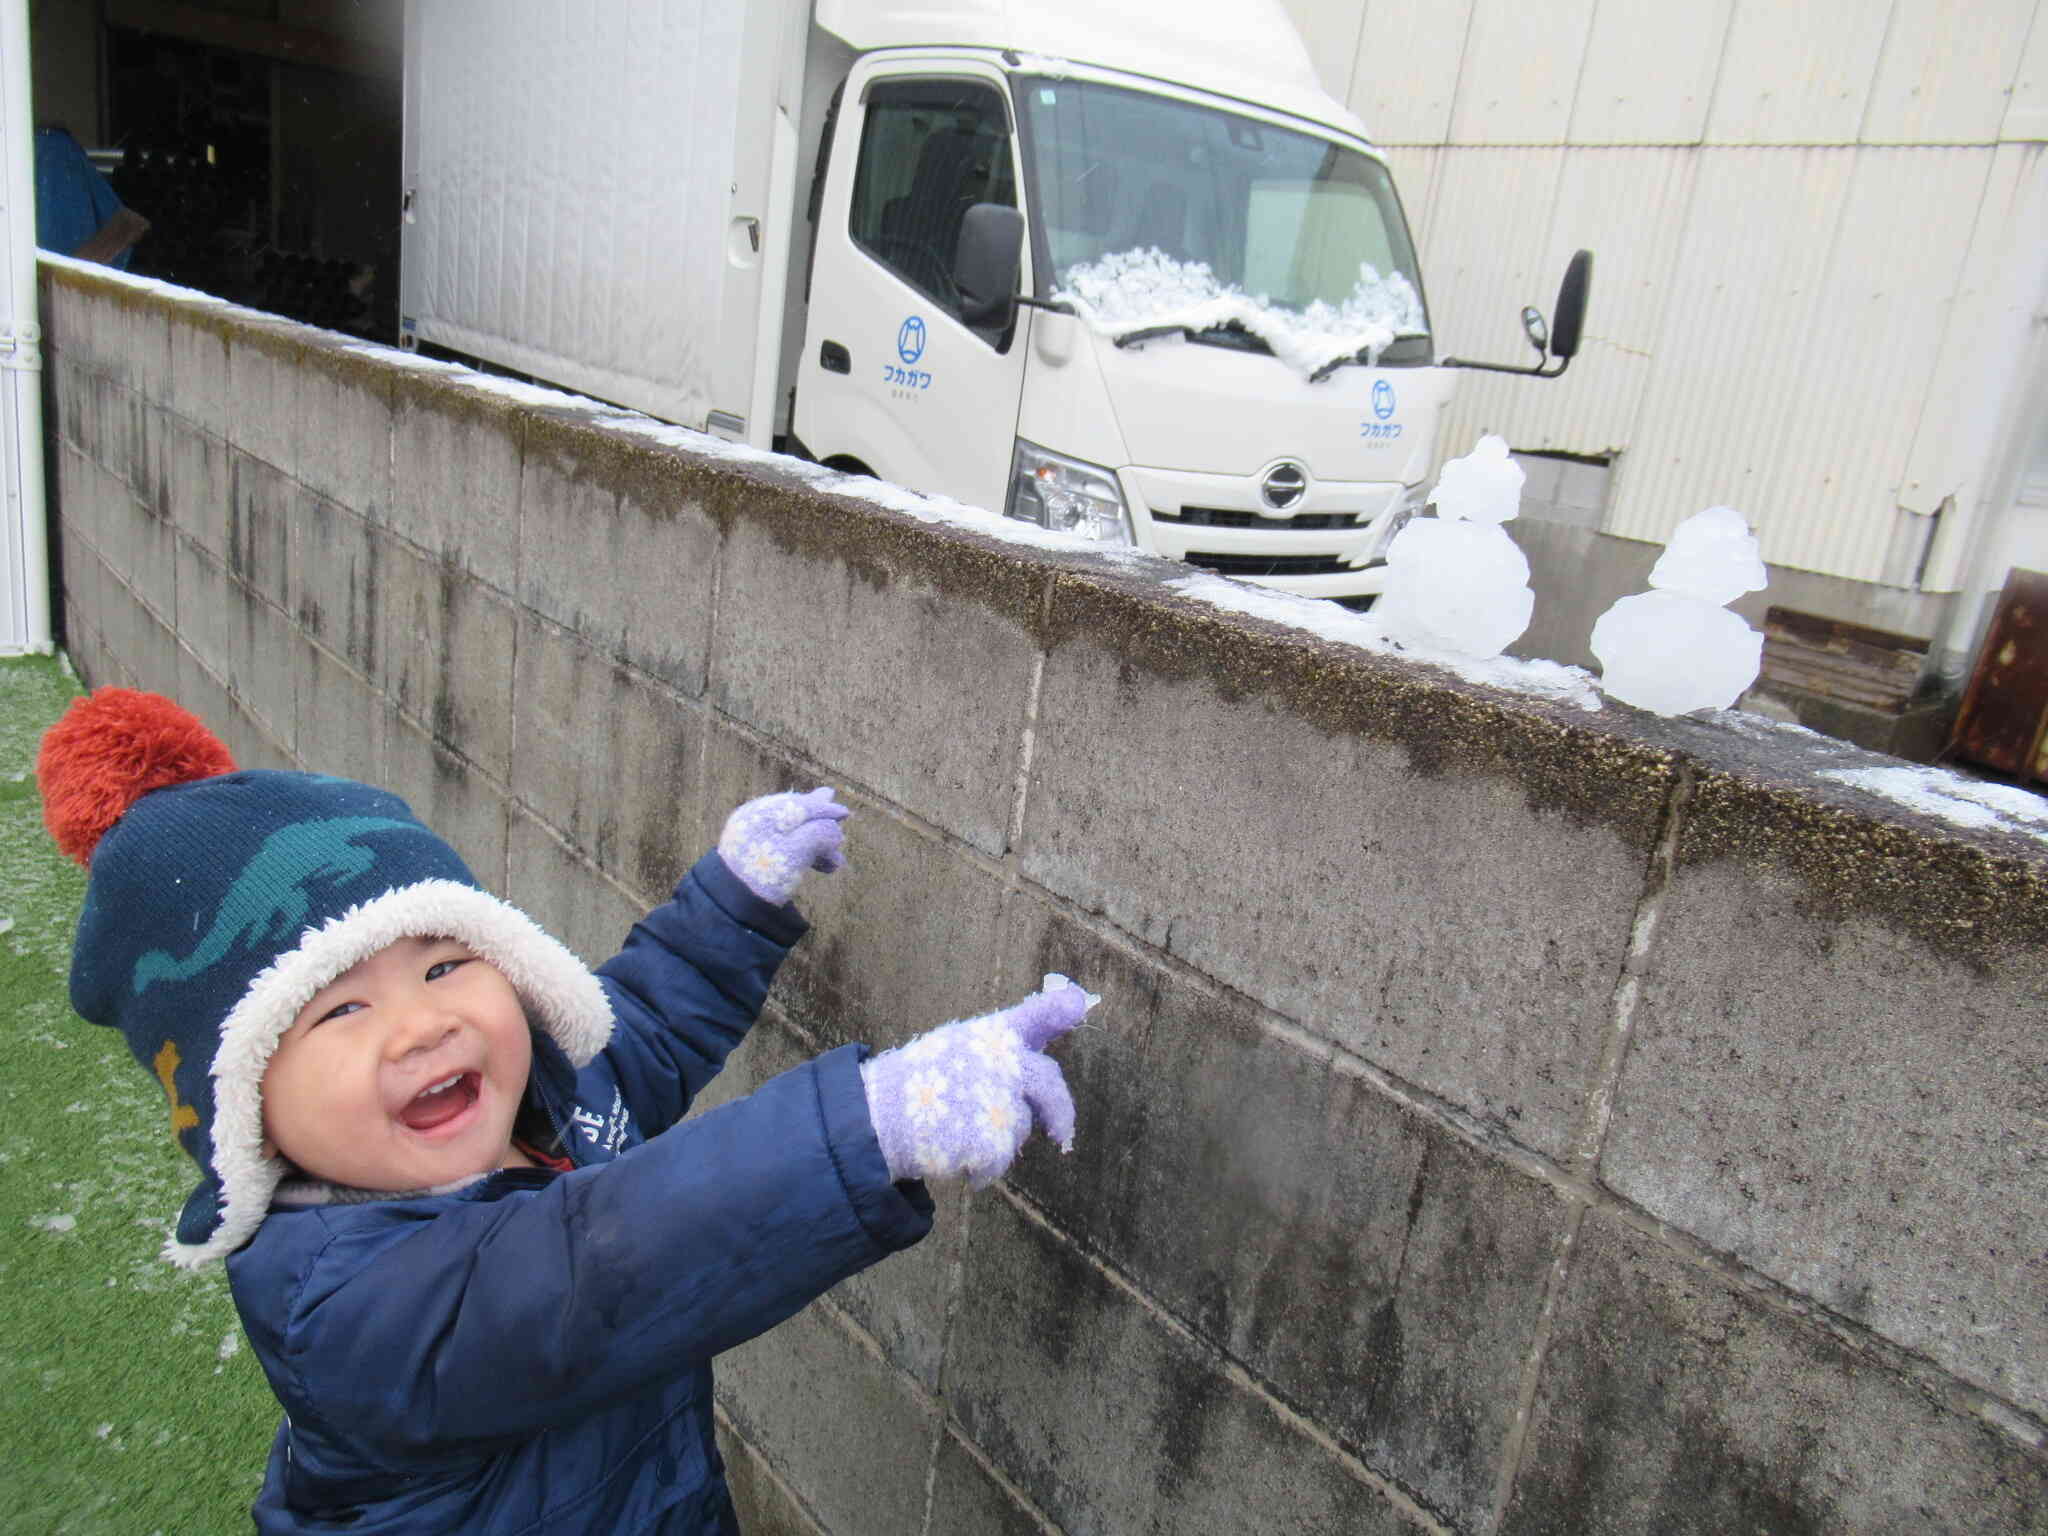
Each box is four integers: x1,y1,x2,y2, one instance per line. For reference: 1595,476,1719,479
34,127,131,267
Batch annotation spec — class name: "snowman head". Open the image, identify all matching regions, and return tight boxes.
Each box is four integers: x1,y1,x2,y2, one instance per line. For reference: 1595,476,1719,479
1649,506,1767,605
1430,435,1524,526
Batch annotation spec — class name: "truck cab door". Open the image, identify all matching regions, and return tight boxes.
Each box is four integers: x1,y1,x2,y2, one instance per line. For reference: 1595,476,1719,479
796,66,1027,518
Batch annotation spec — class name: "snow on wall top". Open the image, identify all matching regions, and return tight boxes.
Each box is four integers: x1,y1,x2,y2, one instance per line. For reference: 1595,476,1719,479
42,252,2048,864
1820,765,2048,848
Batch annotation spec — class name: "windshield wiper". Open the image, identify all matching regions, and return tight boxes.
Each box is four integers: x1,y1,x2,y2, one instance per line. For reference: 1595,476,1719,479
1112,321,1271,354
1110,323,1195,348
1309,350,1369,384
1308,333,1434,383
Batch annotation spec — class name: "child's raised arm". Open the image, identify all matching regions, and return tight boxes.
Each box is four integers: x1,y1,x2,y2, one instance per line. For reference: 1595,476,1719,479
239,980,1094,1459
236,1040,928,1460
592,788,851,1127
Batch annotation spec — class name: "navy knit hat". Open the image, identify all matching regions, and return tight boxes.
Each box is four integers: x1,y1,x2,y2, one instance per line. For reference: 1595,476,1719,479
39,689,612,1267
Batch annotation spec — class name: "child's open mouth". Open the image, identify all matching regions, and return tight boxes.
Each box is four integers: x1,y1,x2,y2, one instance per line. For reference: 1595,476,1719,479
399,1071,481,1133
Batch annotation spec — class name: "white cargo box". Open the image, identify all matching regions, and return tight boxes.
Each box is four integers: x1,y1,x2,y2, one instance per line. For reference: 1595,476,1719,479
400,0,804,439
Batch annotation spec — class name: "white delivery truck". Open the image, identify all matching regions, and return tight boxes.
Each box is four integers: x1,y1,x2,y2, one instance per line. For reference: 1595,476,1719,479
399,0,1589,608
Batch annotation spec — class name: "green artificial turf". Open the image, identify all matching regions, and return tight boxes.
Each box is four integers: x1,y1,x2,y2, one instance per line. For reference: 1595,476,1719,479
0,656,276,1534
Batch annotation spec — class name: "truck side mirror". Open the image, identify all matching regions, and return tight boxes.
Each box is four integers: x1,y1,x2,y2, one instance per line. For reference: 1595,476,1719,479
1438,248,1595,379
1548,249,1592,361
954,203,1025,326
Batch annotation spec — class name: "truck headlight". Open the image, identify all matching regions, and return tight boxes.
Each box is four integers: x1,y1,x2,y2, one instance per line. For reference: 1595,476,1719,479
1361,481,1428,563
1005,439,1133,544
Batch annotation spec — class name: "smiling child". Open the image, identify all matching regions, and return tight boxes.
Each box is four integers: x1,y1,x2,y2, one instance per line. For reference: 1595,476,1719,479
38,687,1092,1533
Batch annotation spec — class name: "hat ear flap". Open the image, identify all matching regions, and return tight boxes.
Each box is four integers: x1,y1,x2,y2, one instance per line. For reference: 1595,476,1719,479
38,688,237,867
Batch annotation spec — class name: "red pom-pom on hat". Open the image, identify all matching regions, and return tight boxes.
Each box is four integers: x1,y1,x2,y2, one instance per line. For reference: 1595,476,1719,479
37,688,237,867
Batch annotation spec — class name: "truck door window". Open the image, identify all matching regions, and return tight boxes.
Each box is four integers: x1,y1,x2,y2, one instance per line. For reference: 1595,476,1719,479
850,79,1017,326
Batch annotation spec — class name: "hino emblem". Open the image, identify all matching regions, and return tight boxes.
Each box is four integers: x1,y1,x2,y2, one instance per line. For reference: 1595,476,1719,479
1261,462,1308,511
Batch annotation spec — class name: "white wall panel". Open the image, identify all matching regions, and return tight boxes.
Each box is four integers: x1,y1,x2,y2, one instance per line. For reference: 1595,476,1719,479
1915,143,2048,590
1416,148,1564,459
1864,0,2037,143
1704,0,1892,144
1567,0,1734,145
1610,149,1857,553
1758,148,1988,582
1438,147,1698,460
1278,0,1367,106
1448,0,1597,144
1343,0,1476,144
1421,148,1567,360
2004,2,2048,140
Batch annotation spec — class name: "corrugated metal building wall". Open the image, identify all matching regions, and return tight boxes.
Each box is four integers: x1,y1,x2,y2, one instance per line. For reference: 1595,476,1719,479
1284,0,2048,599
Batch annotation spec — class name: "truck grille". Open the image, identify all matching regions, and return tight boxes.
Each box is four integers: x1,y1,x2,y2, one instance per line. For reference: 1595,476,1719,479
1154,505,1361,531
1184,552,1355,578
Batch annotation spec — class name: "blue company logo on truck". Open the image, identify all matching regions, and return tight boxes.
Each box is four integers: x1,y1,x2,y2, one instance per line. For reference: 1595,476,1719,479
887,315,932,391
1362,379,1402,441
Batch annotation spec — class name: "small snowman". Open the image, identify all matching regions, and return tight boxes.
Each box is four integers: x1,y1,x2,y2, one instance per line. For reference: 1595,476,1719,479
1589,505,1768,715
1373,435,1534,660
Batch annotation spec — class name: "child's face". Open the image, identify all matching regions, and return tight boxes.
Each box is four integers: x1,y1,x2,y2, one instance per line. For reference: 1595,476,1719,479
261,936,535,1191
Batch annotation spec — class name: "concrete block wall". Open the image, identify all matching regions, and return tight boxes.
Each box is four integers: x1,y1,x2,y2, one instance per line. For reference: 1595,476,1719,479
39,258,2048,1535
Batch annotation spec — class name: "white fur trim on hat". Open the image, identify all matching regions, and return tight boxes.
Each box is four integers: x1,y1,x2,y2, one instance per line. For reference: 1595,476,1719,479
168,879,612,1269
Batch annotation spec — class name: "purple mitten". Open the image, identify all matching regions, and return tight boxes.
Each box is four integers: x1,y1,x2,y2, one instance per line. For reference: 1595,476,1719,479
860,974,1097,1188
717,787,851,904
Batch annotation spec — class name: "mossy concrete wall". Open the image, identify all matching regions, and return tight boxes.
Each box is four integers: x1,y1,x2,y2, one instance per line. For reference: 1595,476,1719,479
39,257,2048,1535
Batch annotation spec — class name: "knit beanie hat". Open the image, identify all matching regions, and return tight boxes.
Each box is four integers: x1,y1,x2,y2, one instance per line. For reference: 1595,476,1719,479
38,689,613,1268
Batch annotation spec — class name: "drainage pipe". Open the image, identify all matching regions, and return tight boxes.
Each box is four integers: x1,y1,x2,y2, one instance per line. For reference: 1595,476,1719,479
0,0,50,655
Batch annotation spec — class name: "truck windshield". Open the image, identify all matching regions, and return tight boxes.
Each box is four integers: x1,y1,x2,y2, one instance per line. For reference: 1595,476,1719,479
1015,76,1429,366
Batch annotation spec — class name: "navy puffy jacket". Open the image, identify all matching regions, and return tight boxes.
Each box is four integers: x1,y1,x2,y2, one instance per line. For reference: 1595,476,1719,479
227,852,934,1532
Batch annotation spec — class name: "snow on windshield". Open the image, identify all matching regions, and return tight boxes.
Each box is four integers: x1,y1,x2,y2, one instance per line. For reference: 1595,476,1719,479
1052,248,1426,381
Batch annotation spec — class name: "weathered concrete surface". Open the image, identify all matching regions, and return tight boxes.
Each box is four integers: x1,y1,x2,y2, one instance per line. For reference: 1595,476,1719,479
925,1431,1053,1535
293,341,396,522
225,452,294,614
1002,897,1569,1528
1023,572,1664,1162
294,641,388,791
1605,860,2048,1419
159,413,230,564
947,1192,1438,1534
718,1297,938,1536
502,804,643,968
511,614,701,902
41,255,2048,1536
761,780,1014,1056
709,500,1048,858
518,412,719,698
385,717,510,894
285,490,379,679
1502,1215,2048,1535
718,1421,829,1536
380,539,517,781
388,367,525,592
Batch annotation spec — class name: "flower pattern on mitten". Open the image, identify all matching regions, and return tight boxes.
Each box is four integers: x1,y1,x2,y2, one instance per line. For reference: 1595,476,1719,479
716,787,851,904
860,975,1097,1188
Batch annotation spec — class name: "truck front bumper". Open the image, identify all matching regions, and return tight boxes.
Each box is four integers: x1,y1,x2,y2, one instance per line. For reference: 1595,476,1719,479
1119,465,1408,604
